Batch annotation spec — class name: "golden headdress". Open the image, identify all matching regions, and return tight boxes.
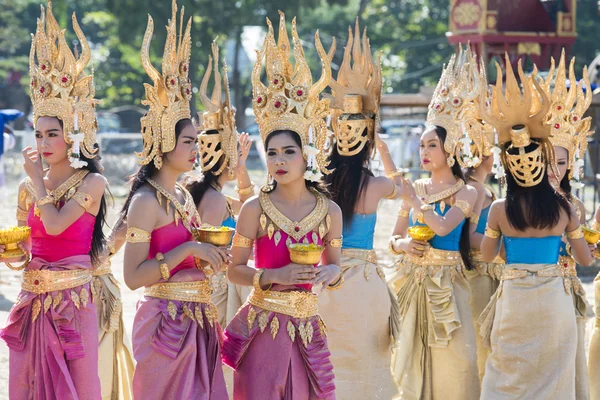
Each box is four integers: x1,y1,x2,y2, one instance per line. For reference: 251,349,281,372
537,50,593,188
29,1,98,168
328,18,381,157
479,54,553,187
427,45,487,168
197,41,238,178
252,11,332,181
137,0,192,169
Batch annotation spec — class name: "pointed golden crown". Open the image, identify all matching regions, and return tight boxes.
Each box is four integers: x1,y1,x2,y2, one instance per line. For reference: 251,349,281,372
427,45,484,167
538,50,593,179
252,11,332,180
328,18,382,157
29,1,98,161
138,0,192,169
197,41,238,178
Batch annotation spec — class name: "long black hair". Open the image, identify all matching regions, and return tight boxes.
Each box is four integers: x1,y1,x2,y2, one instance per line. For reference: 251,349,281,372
504,141,571,231
116,118,193,229
262,130,330,197
324,119,373,226
56,118,108,266
183,129,223,207
434,126,473,271
559,169,573,202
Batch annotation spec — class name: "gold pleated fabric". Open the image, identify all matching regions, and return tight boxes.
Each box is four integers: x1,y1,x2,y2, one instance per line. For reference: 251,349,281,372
465,256,504,382
209,270,229,327
318,250,398,399
478,263,577,399
587,272,600,400
92,273,135,400
387,251,480,400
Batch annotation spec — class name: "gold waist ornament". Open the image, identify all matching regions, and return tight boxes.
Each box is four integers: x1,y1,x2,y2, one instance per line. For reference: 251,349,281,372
92,264,112,277
341,248,377,264
248,288,319,319
144,280,213,303
470,250,505,264
22,269,92,295
404,247,462,267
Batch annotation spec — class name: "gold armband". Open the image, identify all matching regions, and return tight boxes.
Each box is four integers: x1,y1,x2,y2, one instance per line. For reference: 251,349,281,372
36,195,54,208
327,274,344,291
566,226,584,240
470,213,480,225
156,252,170,280
484,226,501,239
232,232,254,248
236,183,255,196
397,208,410,218
16,207,29,221
386,170,403,180
453,200,471,217
126,227,152,243
327,238,343,248
71,192,93,211
384,184,398,200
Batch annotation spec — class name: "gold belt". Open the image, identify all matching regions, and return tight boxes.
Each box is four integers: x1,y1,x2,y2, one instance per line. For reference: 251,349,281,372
22,269,92,295
471,250,505,264
341,248,377,264
144,280,212,303
248,288,319,319
92,264,112,276
404,247,462,267
501,266,563,281
558,256,577,275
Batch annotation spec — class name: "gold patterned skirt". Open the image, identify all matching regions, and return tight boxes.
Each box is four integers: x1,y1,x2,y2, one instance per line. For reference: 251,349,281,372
387,248,480,400
91,266,135,400
318,249,398,399
466,251,504,382
478,263,577,399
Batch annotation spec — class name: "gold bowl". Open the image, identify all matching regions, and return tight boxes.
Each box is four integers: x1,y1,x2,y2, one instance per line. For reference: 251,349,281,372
0,226,31,258
288,243,325,265
193,226,235,247
407,226,435,242
583,226,600,245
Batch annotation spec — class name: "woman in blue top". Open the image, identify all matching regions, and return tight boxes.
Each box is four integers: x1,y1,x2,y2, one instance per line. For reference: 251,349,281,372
479,55,593,399
319,20,401,399
388,47,480,399
183,42,254,328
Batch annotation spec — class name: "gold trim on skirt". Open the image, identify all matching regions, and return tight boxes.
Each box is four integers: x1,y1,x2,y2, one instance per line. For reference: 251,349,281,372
248,288,319,319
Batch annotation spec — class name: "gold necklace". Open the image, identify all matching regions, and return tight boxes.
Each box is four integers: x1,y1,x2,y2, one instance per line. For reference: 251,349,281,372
146,178,200,232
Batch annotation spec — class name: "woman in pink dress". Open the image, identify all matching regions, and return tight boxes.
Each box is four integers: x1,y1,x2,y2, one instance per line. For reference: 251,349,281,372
0,3,106,398
222,12,343,400
119,2,229,398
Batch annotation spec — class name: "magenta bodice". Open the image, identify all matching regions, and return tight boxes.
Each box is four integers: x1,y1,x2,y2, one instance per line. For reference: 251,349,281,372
148,221,196,276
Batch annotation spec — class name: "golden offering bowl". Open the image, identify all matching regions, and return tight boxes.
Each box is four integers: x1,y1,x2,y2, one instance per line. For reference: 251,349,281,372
288,243,325,265
0,226,31,259
193,226,235,247
583,226,600,245
408,226,435,242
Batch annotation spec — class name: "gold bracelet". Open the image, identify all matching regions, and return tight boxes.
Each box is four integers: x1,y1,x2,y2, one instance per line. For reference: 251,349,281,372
156,252,170,280
484,226,501,239
566,226,584,240
253,268,272,291
5,251,31,271
389,235,404,256
326,274,344,291
386,170,403,180
126,227,152,243
232,232,254,248
384,184,398,199
36,195,55,208
236,183,255,196
327,238,343,248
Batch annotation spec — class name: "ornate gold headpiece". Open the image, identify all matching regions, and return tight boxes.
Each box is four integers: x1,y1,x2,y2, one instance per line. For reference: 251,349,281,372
197,41,238,178
480,54,553,187
137,0,192,169
537,50,593,187
328,18,382,157
427,45,484,167
252,11,332,181
29,1,98,168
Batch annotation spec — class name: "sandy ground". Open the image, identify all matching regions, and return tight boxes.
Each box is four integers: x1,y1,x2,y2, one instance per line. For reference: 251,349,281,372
0,178,598,398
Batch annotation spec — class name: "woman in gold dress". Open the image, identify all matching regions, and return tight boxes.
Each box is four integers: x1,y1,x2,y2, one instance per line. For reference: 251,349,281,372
478,55,593,399
388,48,480,399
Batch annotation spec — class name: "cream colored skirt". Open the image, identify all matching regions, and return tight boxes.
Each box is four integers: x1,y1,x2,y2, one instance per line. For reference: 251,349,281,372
387,249,479,400
318,249,398,400
479,263,577,399
587,272,600,400
92,272,135,400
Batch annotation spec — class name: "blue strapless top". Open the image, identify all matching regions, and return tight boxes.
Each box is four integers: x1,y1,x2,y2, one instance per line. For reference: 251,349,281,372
504,236,561,264
222,215,236,229
475,205,490,234
558,241,569,257
342,213,377,250
409,202,465,251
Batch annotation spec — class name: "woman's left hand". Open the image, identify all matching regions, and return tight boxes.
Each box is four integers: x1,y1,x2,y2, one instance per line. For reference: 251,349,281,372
314,264,342,289
22,147,44,183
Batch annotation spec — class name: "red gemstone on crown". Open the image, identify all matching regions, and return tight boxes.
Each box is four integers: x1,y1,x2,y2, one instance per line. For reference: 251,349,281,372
273,79,279,84
171,79,176,85
186,89,190,94
257,97,262,103
34,280,39,285
573,116,578,121
297,90,303,96
183,66,188,72
62,76,68,83
274,101,281,108
41,65,46,70
554,123,560,129
40,87,45,93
